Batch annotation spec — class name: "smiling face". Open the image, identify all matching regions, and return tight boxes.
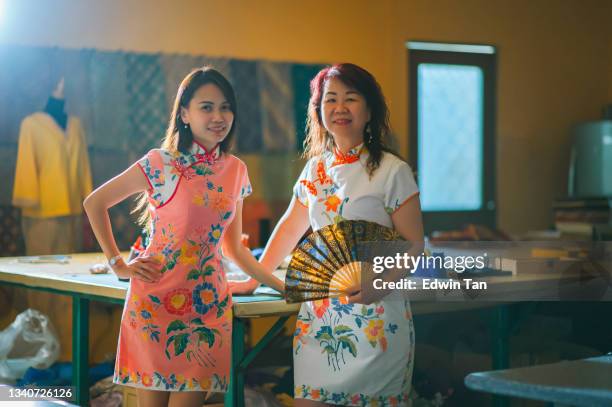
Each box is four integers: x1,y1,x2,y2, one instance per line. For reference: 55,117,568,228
180,83,234,151
320,77,371,149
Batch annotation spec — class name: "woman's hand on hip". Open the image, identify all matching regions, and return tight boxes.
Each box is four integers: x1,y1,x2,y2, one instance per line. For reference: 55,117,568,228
112,256,163,283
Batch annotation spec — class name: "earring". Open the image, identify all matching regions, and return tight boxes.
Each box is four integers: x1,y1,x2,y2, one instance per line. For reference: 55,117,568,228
365,123,373,144
184,123,189,129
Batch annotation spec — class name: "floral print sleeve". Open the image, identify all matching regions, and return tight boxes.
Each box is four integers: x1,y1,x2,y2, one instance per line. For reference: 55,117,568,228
137,149,166,206
293,159,312,207
384,161,419,214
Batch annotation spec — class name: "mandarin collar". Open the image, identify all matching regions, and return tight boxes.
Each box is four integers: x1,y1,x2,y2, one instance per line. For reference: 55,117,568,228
188,140,221,164
330,142,365,166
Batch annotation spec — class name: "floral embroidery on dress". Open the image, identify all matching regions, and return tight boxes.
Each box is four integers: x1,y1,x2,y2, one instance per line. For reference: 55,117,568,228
142,160,165,187
161,313,228,368
128,294,161,343
298,159,350,224
294,384,409,406
162,289,193,315
295,297,400,372
240,183,252,199
293,319,312,353
114,367,228,392
149,155,234,367
171,158,196,180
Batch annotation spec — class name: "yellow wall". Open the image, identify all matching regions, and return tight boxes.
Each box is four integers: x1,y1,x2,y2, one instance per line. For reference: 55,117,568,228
1,0,611,233
389,0,611,233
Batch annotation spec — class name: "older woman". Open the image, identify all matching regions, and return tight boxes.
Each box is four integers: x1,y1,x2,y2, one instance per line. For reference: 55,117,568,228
234,63,424,406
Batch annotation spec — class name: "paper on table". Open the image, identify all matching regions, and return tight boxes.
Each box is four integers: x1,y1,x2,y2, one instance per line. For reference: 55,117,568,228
17,255,71,264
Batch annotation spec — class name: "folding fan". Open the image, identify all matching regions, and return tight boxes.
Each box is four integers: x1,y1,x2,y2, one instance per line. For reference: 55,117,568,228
284,220,403,303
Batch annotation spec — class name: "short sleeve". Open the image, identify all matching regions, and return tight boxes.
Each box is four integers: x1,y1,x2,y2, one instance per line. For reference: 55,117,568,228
384,161,419,214
292,159,312,207
136,149,165,196
239,164,252,200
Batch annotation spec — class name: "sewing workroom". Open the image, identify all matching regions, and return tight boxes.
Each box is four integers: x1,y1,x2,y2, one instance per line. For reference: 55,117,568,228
0,1,611,406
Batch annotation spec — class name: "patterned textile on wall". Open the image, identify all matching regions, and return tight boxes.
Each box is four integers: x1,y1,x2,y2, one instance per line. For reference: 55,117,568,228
159,54,208,114
0,46,63,146
109,202,140,252
0,206,25,256
125,54,168,159
259,61,296,152
159,54,232,115
89,51,131,152
55,49,95,142
0,144,17,208
291,63,326,151
229,60,263,153
241,153,305,202
86,149,136,251
81,193,139,253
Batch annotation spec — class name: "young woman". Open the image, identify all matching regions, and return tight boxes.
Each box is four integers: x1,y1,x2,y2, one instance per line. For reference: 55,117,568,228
233,63,424,406
84,67,282,407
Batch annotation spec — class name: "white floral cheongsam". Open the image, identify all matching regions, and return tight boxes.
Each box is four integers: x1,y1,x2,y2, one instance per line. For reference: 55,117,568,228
292,143,420,406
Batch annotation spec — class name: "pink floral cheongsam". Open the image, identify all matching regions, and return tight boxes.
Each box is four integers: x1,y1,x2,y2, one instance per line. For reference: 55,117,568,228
113,140,251,392
292,143,419,406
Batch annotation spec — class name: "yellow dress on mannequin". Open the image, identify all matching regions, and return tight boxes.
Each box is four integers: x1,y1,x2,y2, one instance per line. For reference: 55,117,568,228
13,111,92,219
10,87,119,362
13,112,92,254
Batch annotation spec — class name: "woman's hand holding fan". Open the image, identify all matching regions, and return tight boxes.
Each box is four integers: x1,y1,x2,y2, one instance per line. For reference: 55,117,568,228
284,220,403,303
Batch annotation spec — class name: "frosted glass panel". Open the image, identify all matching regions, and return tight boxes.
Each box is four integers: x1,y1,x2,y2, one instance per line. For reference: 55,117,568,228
418,63,483,211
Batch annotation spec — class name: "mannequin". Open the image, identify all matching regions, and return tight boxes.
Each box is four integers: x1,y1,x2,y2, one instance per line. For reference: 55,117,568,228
11,77,96,361
43,77,68,130
13,77,92,254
